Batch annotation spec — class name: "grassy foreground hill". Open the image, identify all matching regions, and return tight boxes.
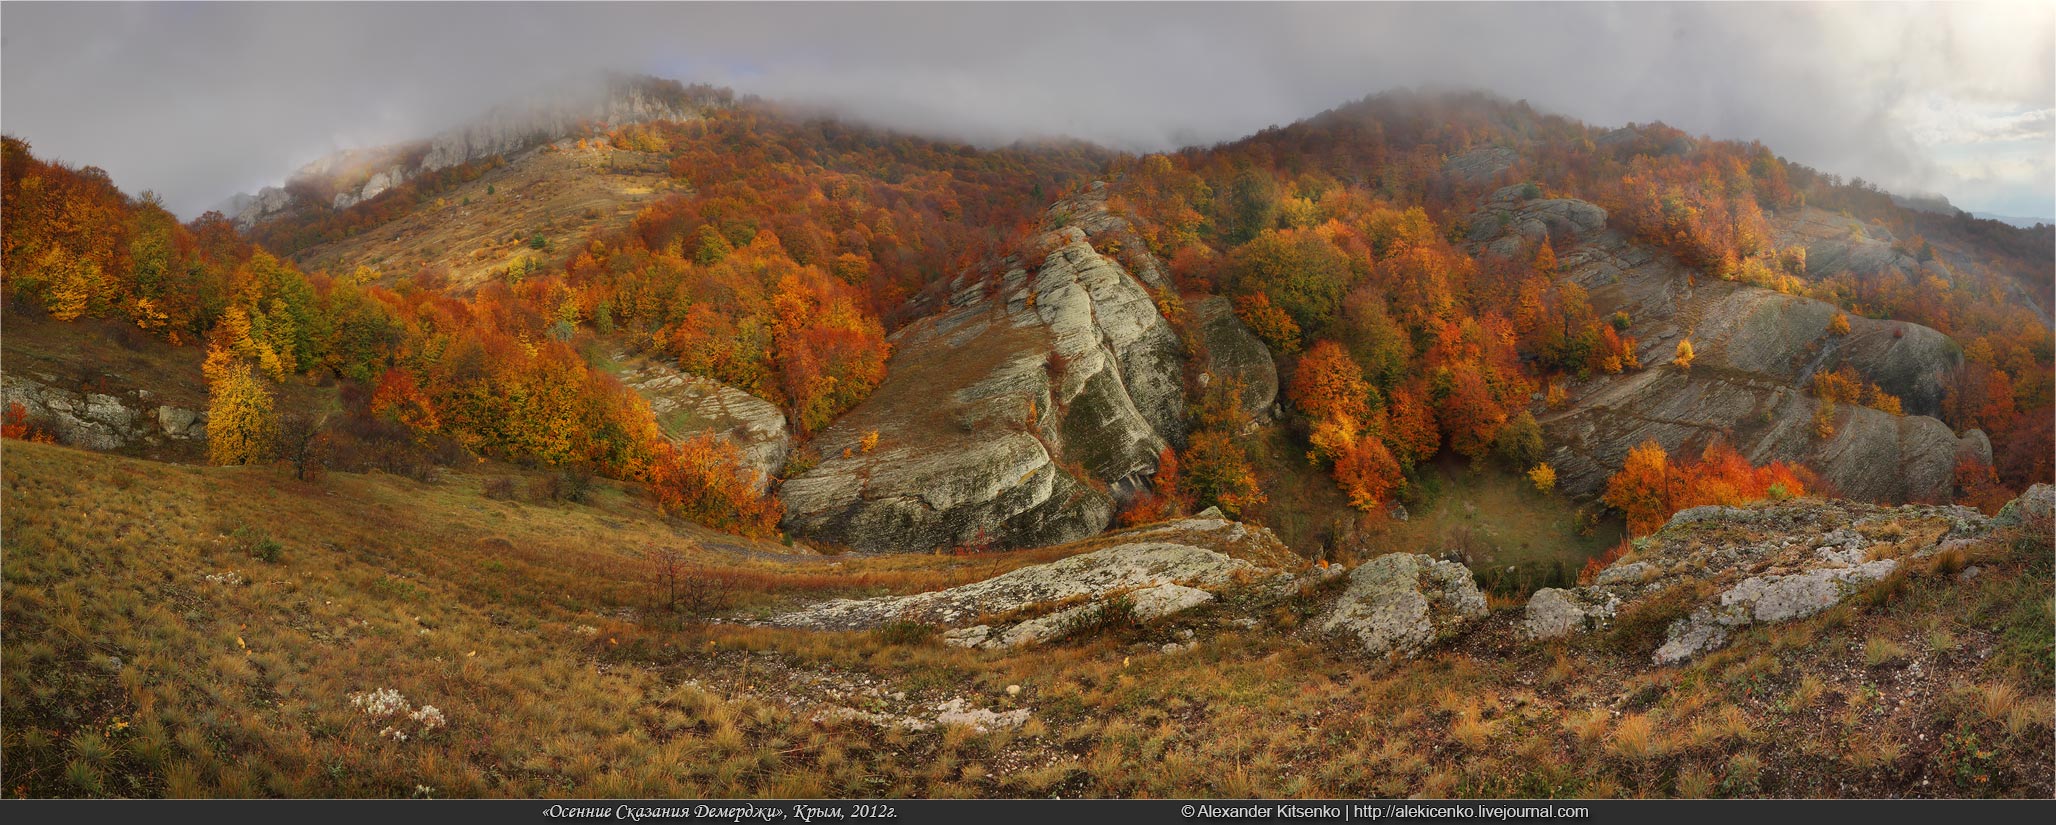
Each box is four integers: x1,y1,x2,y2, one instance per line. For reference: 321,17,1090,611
3,439,2048,798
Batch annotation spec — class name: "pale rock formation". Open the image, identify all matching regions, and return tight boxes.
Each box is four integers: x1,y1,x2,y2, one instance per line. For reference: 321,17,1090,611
1313,553,1488,660
1464,186,1988,503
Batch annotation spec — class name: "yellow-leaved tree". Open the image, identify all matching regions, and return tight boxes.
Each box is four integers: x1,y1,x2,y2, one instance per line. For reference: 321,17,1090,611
205,344,278,466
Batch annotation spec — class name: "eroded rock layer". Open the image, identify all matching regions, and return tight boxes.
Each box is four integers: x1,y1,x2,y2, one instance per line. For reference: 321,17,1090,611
780,185,1274,553
1467,186,1989,502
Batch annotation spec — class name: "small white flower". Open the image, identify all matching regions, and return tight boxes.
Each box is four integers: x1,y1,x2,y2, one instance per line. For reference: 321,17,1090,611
409,704,447,732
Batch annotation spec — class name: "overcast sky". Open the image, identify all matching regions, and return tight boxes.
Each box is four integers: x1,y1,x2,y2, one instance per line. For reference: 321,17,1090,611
3,1,2051,220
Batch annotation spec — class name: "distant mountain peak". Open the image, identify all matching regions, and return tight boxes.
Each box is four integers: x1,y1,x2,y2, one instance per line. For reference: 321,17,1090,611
224,74,733,228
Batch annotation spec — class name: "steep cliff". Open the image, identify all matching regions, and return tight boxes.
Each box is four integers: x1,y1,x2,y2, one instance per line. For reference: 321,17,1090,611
779,185,1274,553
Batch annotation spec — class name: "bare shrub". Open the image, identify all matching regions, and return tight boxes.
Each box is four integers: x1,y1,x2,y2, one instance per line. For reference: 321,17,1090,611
483,476,519,500
647,545,731,620
277,412,333,482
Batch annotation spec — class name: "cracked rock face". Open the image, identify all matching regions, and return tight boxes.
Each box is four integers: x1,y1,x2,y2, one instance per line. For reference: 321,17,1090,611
1653,559,1899,664
948,581,1220,651
1518,495,2006,664
764,515,1300,650
1464,189,1989,504
1314,553,1487,660
780,186,1263,553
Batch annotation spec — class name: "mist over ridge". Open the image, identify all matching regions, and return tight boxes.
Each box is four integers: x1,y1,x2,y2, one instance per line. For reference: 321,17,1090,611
2,1,2049,220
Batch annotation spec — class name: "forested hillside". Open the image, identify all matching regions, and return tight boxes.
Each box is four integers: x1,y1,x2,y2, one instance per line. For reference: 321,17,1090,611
4,76,2052,802
4,86,2049,550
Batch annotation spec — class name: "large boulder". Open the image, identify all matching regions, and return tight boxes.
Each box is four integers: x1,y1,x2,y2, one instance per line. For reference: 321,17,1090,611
1992,483,2055,531
1519,587,1619,641
779,186,1193,553
1465,193,1989,504
1314,553,1487,660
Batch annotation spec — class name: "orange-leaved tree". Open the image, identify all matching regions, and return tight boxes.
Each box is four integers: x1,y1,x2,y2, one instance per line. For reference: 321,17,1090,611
1603,439,1810,535
1180,431,1265,517
647,434,783,538
204,344,278,467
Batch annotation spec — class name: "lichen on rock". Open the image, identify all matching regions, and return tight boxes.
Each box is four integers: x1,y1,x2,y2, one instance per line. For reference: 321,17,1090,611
1314,553,1487,660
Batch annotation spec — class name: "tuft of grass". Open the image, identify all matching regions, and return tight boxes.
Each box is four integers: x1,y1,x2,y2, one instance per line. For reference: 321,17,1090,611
1674,762,1716,797
2005,697,2051,739
1608,713,1657,761
1925,621,1960,654
1721,752,1762,795
1863,636,1911,668
1450,704,1495,751
1848,738,1903,771
1567,707,1611,746
1783,675,1826,712
872,619,937,647
1968,682,2020,723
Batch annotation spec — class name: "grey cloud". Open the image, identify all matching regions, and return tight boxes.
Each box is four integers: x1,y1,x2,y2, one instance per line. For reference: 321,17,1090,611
2,1,2049,219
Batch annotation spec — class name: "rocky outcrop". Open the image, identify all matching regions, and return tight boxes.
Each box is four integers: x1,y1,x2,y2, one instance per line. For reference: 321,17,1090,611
1993,483,2054,530
779,185,1207,553
762,515,1295,648
1521,496,1995,663
420,77,711,172
1519,587,1619,641
1594,125,1698,158
1,372,205,451
1443,146,1519,185
610,352,789,492
223,186,298,229
1468,186,1989,503
1313,553,1488,660
332,167,404,210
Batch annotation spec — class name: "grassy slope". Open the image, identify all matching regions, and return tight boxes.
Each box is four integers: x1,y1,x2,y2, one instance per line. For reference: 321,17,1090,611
1375,455,1623,575
286,142,672,291
1242,430,1621,582
2,440,2049,798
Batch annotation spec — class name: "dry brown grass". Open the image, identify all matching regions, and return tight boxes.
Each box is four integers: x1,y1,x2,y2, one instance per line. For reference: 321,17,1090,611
289,144,672,291
1608,713,1658,761
4,439,2052,799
